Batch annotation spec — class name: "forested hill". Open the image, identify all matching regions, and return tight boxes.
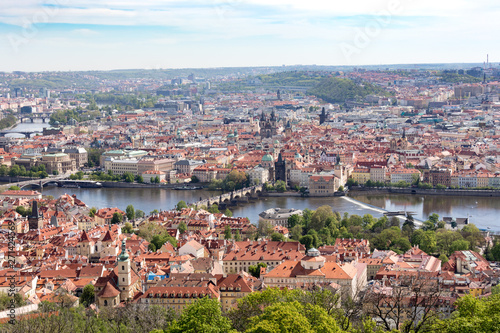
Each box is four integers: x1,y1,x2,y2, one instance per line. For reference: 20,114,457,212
308,77,390,103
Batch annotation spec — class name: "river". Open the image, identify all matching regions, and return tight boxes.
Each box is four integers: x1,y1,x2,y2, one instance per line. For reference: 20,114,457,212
4,119,48,138
8,121,500,232
39,186,499,232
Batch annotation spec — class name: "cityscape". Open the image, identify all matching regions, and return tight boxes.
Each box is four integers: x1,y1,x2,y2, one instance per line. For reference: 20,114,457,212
0,1,499,332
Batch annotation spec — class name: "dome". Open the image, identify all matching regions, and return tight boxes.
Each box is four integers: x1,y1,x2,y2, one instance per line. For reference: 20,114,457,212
262,154,273,162
307,248,320,257
274,140,279,144
294,153,302,159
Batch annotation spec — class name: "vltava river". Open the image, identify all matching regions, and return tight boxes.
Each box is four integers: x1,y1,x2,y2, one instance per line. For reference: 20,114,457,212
39,186,500,232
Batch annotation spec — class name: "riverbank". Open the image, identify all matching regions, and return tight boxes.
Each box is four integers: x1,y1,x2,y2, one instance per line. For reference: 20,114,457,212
261,192,301,197
0,116,19,131
100,181,207,189
349,187,500,197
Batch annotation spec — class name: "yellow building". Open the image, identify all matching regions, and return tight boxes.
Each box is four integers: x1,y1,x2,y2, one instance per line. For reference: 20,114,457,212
218,273,257,312
352,168,371,185
136,285,220,313
41,153,76,174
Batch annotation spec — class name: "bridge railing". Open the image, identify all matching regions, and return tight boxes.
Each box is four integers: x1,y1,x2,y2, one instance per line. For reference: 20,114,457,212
189,185,263,208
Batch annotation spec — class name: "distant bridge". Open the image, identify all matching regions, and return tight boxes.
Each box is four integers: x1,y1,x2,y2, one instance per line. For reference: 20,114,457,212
18,179,104,189
0,130,42,138
0,175,68,192
189,185,264,209
17,113,51,123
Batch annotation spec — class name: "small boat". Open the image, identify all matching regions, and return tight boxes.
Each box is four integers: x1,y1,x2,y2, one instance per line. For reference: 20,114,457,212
62,184,80,188
174,185,202,190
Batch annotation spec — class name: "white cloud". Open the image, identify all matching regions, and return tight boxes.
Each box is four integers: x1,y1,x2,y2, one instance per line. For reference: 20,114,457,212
72,28,99,36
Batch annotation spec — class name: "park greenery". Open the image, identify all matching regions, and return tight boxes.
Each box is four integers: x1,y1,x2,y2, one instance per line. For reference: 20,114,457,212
138,221,178,251
437,71,482,84
3,288,500,333
308,77,390,103
0,164,49,179
346,178,500,191
0,114,17,130
79,92,158,110
110,212,123,224
88,170,144,183
256,71,328,87
87,148,105,167
263,180,287,192
208,170,249,191
270,205,489,260
49,109,101,125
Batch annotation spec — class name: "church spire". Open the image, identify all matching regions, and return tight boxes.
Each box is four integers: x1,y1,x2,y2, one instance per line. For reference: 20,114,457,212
118,239,129,262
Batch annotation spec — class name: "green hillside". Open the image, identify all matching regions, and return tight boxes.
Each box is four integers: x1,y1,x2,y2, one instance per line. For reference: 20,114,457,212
308,77,389,103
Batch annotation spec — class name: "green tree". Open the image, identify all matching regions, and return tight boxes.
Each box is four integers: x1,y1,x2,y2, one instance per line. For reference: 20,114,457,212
302,208,313,232
271,232,286,242
89,207,97,218
439,253,449,263
111,212,123,224
224,208,233,217
248,262,267,278
246,301,340,333
190,175,199,183
310,205,333,232
402,215,415,237
208,204,220,214
126,204,135,220
290,224,303,241
437,230,464,256
9,165,20,177
122,222,134,234
224,225,232,240
288,214,302,228
135,210,145,219
461,224,484,250
431,294,500,333
15,206,30,217
167,297,232,333
300,235,314,250
8,185,21,190
136,175,144,183
450,239,470,253
275,180,287,192
79,284,95,307
176,200,188,211
178,221,187,235
412,229,437,254
257,220,273,238
122,172,134,183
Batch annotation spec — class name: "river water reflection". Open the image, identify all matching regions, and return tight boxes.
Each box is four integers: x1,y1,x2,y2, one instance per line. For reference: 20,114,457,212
39,186,500,231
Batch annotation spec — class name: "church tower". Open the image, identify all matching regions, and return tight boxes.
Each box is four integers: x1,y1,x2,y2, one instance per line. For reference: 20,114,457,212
117,239,131,300
28,200,43,230
285,120,292,138
319,107,328,125
274,153,287,183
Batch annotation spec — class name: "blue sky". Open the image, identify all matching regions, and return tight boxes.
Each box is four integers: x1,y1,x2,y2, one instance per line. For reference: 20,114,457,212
0,0,498,71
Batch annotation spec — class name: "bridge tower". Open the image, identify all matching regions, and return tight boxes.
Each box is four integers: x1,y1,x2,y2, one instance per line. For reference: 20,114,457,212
28,200,43,230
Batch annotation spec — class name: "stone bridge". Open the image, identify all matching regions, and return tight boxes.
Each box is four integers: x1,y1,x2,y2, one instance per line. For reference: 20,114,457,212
191,185,263,209
0,131,42,137
18,113,51,123
0,175,68,192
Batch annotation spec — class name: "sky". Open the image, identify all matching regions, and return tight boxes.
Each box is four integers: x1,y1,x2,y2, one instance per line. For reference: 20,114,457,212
0,0,499,72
